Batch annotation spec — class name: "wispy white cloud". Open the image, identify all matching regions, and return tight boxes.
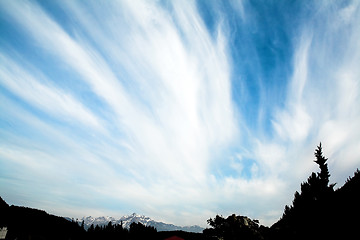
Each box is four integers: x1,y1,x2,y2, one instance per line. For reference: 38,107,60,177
254,0,360,217
0,0,359,228
0,0,238,226
220,0,360,225
0,53,103,130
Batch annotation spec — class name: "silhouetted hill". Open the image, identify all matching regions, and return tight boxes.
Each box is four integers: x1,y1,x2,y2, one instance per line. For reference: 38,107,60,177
0,197,85,240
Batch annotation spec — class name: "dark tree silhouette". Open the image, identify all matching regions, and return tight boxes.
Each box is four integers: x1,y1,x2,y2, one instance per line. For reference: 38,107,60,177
314,143,336,191
280,143,335,221
88,224,95,233
204,214,266,240
129,222,157,240
271,143,360,240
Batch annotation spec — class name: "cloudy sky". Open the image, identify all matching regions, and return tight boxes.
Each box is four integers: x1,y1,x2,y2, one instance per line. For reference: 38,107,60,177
1,0,360,227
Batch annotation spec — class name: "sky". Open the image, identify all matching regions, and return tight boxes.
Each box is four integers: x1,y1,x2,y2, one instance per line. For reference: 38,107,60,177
0,0,360,227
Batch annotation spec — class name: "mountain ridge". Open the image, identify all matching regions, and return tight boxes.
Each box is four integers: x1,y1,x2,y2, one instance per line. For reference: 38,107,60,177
76,213,204,233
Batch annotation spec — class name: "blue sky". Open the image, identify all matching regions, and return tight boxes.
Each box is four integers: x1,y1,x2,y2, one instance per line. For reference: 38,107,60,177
1,0,360,227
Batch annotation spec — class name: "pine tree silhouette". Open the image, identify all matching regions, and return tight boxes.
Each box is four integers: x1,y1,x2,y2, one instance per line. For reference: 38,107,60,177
314,143,336,192
273,143,335,240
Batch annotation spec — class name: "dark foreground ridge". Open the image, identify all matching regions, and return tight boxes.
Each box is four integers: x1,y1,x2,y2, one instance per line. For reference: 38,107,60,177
1,143,359,240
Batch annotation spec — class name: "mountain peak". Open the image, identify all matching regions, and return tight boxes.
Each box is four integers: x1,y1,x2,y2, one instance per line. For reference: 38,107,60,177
126,212,141,218
77,213,203,233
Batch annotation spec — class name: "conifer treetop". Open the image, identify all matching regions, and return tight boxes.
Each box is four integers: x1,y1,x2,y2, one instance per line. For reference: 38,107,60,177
314,142,331,187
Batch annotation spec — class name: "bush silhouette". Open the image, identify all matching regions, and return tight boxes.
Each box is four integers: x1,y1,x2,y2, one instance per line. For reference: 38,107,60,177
204,214,265,240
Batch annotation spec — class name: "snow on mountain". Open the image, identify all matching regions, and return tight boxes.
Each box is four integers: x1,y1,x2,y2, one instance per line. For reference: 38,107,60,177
80,215,116,227
118,213,152,228
76,213,203,233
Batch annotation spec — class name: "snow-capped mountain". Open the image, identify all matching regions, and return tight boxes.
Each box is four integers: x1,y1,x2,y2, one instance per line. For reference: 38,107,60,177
80,216,117,228
76,213,203,233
